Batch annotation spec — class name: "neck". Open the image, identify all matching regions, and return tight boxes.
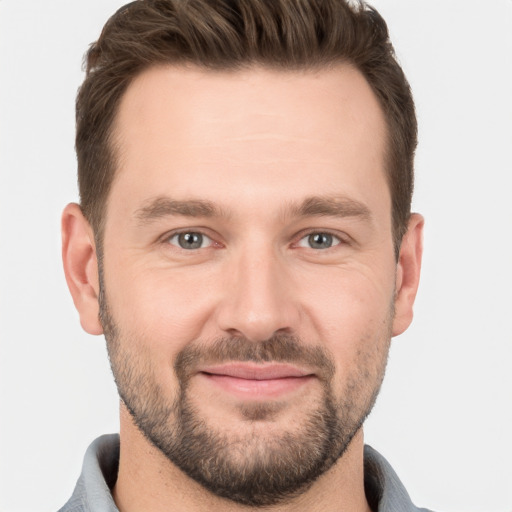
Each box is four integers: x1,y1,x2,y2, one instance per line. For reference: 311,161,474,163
113,405,372,512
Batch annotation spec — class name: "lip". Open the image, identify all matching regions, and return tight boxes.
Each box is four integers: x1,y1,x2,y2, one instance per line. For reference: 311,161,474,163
198,363,315,398
201,362,311,380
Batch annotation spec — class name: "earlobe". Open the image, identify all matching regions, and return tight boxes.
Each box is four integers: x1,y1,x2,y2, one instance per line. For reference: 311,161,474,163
61,203,104,335
392,213,424,337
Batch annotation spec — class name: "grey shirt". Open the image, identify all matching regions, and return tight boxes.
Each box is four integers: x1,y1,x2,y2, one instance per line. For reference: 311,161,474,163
58,434,432,512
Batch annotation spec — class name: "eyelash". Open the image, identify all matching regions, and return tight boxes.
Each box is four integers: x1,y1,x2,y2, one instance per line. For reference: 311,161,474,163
164,230,218,250
162,228,349,252
294,230,346,250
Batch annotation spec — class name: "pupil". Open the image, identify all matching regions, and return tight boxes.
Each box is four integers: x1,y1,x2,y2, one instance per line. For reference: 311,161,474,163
179,232,202,249
309,233,332,249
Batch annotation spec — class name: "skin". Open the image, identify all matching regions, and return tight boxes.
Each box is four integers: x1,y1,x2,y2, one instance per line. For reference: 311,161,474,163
62,64,423,512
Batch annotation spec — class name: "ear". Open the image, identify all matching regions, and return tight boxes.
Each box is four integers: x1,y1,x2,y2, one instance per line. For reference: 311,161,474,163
392,213,424,337
61,203,103,335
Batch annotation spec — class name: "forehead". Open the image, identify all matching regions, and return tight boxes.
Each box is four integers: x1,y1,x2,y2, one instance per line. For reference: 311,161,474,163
109,64,388,220
114,63,386,153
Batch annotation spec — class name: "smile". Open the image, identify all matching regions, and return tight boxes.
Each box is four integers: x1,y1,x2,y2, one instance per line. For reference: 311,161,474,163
198,363,315,398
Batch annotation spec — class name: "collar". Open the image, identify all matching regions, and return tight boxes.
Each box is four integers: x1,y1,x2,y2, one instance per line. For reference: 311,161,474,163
59,434,431,512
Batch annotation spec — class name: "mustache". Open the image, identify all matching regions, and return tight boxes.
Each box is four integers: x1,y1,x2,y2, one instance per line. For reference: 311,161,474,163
174,333,335,383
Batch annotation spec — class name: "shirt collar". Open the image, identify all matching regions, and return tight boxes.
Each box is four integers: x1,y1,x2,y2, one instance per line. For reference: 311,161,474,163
59,434,429,512
363,445,431,512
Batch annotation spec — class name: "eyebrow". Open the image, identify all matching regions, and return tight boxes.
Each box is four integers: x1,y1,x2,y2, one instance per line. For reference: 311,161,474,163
135,196,224,224
289,196,372,222
134,194,371,225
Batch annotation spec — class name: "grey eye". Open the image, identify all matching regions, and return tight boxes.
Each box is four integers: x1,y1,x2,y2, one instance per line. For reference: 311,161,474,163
298,232,340,250
169,232,210,250
308,233,333,249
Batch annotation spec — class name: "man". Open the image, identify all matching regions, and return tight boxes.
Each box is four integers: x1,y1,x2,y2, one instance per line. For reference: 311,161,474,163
60,0,426,510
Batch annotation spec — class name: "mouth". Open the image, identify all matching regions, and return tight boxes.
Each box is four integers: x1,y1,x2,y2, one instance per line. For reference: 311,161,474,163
198,363,315,398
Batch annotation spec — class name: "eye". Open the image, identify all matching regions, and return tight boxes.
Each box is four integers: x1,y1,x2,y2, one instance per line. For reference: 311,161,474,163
167,231,212,250
297,232,342,250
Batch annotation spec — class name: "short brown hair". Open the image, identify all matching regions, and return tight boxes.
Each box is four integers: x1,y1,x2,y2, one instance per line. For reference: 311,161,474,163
76,0,417,255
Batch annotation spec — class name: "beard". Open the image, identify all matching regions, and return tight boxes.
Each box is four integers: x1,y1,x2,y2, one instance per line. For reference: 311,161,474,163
99,286,391,507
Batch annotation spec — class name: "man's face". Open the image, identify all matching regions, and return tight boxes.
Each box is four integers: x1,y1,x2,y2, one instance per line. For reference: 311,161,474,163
98,64,403,505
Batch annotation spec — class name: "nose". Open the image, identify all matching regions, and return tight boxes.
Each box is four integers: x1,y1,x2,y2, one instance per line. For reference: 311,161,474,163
215,245,301,342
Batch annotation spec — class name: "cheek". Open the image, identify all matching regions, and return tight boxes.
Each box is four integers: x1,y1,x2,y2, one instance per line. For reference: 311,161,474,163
302,259,395,330
104,261,219,352
297,261,395,372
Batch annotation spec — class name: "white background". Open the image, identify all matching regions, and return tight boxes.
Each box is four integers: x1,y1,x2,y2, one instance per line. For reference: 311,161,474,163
0,1,511,511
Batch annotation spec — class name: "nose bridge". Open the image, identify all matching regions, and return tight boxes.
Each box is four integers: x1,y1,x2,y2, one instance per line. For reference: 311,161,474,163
217,240,298,341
